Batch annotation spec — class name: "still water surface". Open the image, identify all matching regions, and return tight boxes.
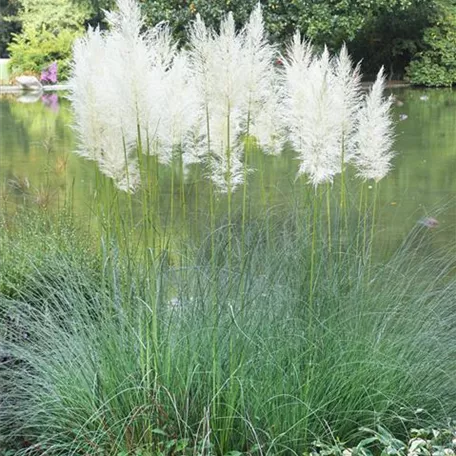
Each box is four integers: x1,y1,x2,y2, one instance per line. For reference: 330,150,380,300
1,88,455,252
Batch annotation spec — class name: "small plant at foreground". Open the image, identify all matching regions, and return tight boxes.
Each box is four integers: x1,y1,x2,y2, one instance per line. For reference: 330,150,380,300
311,423,456,456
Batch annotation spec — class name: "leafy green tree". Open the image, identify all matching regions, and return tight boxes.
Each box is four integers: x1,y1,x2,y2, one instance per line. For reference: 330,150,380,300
0,0,21,57
8,27,80,79
406,2,456,86
72,0,115,28
15,0,90,32
350,0,439,77
6,0,91,79
140,0,437,77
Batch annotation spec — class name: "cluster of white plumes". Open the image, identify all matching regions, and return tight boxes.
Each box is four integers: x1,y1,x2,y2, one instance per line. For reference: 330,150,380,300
68,0,395,193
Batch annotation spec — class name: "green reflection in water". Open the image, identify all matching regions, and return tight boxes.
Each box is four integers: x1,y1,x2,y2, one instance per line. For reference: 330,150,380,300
0,89,455,252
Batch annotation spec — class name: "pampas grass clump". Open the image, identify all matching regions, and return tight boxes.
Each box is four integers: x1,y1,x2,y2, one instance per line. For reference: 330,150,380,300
1,1,453,455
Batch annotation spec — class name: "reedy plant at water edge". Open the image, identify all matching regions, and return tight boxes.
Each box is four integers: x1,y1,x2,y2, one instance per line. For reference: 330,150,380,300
53,0,412,452
68,0,396,273
352,66,395,266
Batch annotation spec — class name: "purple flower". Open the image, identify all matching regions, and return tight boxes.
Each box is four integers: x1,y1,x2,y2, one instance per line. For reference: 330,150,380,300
40,62,58,84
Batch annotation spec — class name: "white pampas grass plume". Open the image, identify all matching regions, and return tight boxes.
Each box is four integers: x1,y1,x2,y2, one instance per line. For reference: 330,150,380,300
242,3,284,154
103,0,168,157
68,27,108,162
69,0,164,192
213,12,246,114
182,111,210,165
187,12,246,192
286,31,313,74
185,14,215,167
187,14,214,109
155,52,198,164
144,23,180,161
70,0,189,193
97,136,141,193
353,67,395,182
250,82,285,155
284,39,342,186
69,27,140,193
332,44,363,161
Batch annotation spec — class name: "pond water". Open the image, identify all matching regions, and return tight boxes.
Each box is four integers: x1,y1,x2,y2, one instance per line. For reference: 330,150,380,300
1,88,455,253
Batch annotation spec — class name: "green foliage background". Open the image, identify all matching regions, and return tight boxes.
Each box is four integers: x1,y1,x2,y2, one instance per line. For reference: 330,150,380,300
140,0,441,78
8,27,81,80
1,0,456,84
0,0,20,58
406,3,456,86
4,0,92,80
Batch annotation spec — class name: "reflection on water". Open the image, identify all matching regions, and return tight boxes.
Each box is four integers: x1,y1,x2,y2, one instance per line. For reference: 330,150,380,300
12,91,60,111
41,93,60,113
0,88,455,251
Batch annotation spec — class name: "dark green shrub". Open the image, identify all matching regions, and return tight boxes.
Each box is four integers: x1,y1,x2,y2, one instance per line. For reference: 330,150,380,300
0,0,21,58
7,26,81,80
141,0,434,76
406,6,456,86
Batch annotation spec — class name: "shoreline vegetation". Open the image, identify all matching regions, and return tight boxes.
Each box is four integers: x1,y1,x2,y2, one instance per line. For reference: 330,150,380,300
0,81,413,93
3,0,456,87
1,0,456,454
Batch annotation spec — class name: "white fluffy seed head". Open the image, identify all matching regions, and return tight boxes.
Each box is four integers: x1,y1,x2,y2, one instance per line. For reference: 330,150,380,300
68,27,109,162
97,136,141,193
242,3,283,154
250,82,286,156
70,0,395,194
332,43,363,162
156,52,198,163
284,42,342,186
353,67,395,182
104,0,144,41
186,11,247,192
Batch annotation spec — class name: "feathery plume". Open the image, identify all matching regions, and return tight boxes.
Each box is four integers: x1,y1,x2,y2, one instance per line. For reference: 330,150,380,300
187,12,246,192
156,52,198,163
284,40,342,186
97,136,141,193
250,82,285,155
68,27,108,162
332,44,363,162
69,0,153,192
185,14,214,166
242,3,284,154
353,67,395,182
103,0,166,156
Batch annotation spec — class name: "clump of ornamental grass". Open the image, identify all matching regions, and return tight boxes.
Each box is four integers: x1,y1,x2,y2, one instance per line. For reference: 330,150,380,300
67,0,395,298
1,212,456,455
11,0,452,454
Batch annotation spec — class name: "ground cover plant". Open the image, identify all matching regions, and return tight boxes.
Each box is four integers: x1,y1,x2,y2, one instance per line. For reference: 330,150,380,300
1,0,456,454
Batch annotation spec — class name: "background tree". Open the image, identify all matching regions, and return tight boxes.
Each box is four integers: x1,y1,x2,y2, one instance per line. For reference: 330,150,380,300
140,0,439,78
0,0,21,58
406,0,456,86
6,0,92,79
2,0,456,84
